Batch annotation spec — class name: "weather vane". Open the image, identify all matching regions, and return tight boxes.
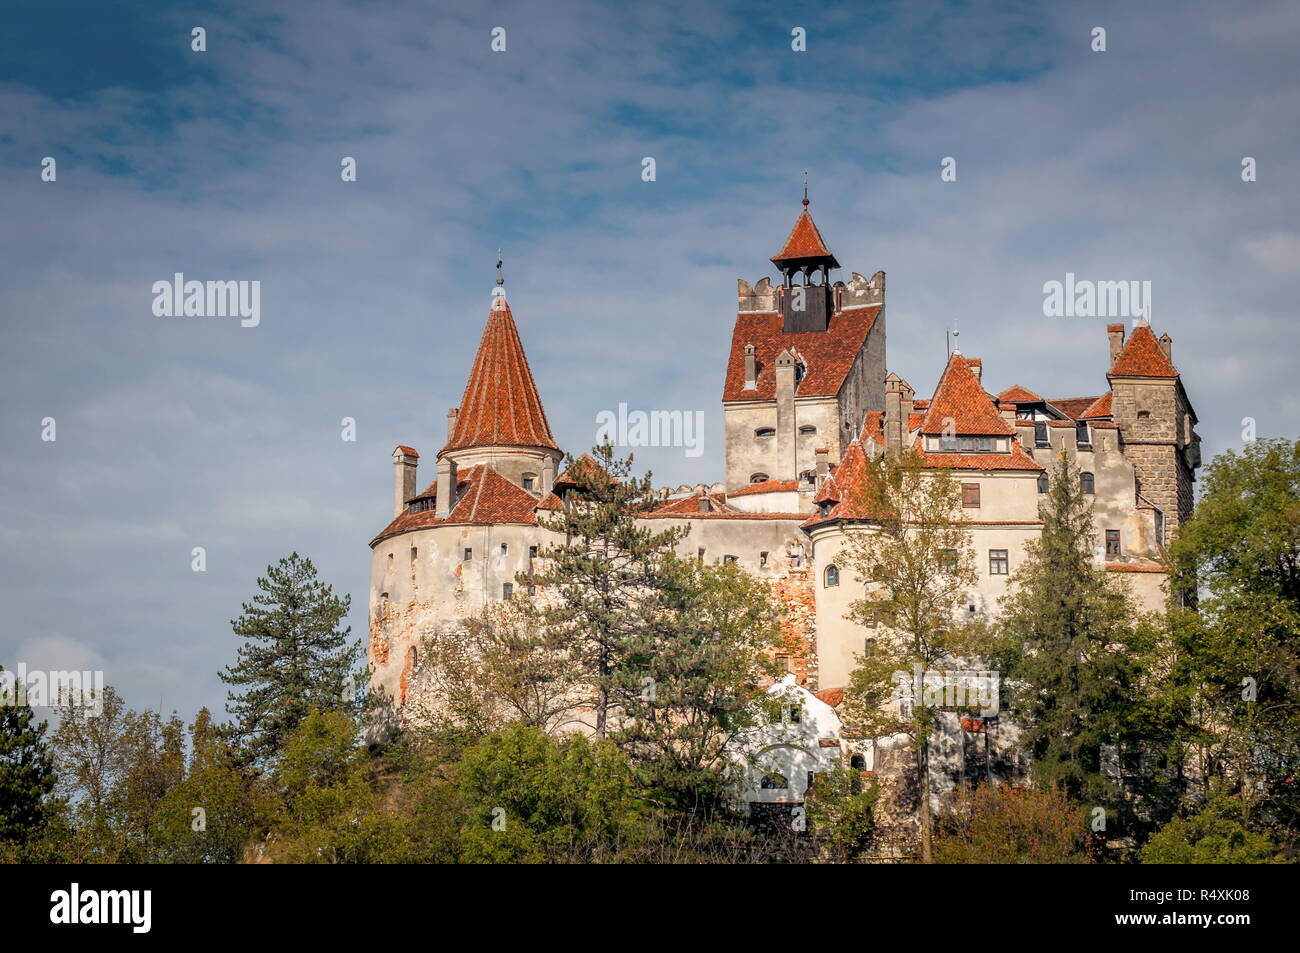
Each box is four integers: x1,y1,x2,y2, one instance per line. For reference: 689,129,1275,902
496,248,504,287
802,169,809,207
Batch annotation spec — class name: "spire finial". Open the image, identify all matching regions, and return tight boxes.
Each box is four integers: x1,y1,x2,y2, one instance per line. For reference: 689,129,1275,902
495,249,504,287
951,325,961,356
802,169,809,208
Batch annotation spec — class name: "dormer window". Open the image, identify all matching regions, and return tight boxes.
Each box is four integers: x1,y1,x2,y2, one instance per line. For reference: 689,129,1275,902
1075,422,1090,448
755,427,775,438
794,362,806,383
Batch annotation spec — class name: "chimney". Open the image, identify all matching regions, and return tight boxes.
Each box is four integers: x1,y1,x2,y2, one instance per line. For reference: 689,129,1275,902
541,456,556,496
774,350,798,480
743,344,757,390
697,495,711,513
966,357,982,382
392,446,419,517
446,407,459,441
1159,332,1172,362
435,457,458,517
900,380,915,433
1107,324,1125,366
884,373,904,457
815,446,830,486
998,401,1017,425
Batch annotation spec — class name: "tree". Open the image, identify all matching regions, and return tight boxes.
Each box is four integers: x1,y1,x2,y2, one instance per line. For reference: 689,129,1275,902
151,709,274,863
1167,438,1300,843
613,556,781,813
0,665,59,850
263,710,406,863
804,764,880,863
838,448,980,863
933,784,1093,864
220,553,361,769
405,602,582,746
528,443,688,737
1141,797,1283,864
455,723,645,863
992,453,1164,827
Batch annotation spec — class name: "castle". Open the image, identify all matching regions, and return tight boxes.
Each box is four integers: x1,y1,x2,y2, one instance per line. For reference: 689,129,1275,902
366,197,1200,808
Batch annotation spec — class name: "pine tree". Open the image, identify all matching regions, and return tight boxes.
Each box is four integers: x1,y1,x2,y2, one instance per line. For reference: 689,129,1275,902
528,442,689,737
0,665,59,848
220,553,360,769
993,453,1155,817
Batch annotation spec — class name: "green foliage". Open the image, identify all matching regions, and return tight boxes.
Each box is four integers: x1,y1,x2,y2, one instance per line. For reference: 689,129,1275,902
529,442,690,737
993,454,1162,814
934,784,1093,864
455,724,645,863
1167,438,1300,839
804,765,879,862
1141,798,1283,864
614,557,781,812
0,665,59,850
838,448,980,863
221,553,361,770
263,710,406,863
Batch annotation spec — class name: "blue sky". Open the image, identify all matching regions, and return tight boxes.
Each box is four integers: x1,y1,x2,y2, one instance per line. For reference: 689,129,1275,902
2,0,1297,722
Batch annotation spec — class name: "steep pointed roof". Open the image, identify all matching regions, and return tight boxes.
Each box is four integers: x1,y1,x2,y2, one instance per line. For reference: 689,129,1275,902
771,208,840,268
804,439,882,526
1109,324,1178,378
442,292,559,454
920,354,1015,436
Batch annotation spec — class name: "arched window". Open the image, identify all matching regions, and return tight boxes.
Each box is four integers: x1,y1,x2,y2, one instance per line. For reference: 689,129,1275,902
755,427,775,438
750,472,769,484
760,772,789,790
825,564,840,587
850,754,866,770
1081,471,1095,494
1037,473,1049,494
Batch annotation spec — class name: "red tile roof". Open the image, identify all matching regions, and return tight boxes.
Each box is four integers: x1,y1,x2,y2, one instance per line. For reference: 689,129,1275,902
1080,392,1113,418
729,479,800,497
920,354,1015,436
1109,324,1178,378
771,209,837,264
912,436,1044,471
815,689,845,708
997,385,1045,403
554,453,616,489
805,439,884,525
1049,396,1103,419
646,492,730,515
394,445,419,458
371,464,543,543
722,307,881,402
442,295,559,454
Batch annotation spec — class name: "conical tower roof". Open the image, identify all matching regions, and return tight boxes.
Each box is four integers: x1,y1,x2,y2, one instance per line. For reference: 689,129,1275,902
441,290,559,454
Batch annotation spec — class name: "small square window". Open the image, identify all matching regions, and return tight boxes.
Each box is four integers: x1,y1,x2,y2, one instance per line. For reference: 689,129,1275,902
962,483,981,508
522,476,535,490
1105,530,1121,557
529,545,538,558
989,549,1009,575
463,548,473,561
